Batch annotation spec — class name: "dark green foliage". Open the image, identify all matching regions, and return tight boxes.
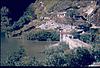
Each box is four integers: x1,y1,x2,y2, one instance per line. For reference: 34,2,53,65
43,42,68,66
43,43,65,65
93,49,100,62
28,57,40,66
6,47,26,66
18,57,40,66
4,42,98,66
5,46,40,66
43,45,95,67
43,42,69,57
71,47,95,67
1,6,9,16
79,28,100,44
1,7,12,32
50,31,60,41
80,34,91,43
1,0,100,66
44,52,66,66
1,6,13,38
91,45,100,62
1,16,12,32
26,30,60,41
66,8,79,18
12,4,37,30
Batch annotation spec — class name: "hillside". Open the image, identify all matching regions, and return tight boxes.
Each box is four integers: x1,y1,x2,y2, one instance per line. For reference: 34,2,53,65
9,0,99,37
1,0,100,38
1,0,100,66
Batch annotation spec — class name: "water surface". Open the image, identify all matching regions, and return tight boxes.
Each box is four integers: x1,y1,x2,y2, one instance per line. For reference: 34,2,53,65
1,37,58,65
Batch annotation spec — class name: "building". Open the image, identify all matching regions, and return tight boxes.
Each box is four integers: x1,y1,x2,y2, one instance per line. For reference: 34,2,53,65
59,29,92,49
60,29,72,42
57,12,66,18
37,20,59,30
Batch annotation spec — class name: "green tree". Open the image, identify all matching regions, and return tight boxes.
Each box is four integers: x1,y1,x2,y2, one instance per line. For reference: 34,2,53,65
44,45,95,67
80,34,91,43
12,4,37,30
44,52,66,66
1,6,9,16
43,42,71,66
91,45,100,62
18,56,40,66
93,49,100,62
6,47,26,66
1,6,12,37
71,47,95,67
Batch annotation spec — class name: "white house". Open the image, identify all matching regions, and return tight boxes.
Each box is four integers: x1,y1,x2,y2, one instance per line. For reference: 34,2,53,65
37,20,59,30
59,29,92,49
57,12,66,18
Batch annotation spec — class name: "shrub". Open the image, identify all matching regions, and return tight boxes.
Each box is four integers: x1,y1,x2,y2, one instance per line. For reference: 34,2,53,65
6,47,26,66
71,47,95,67
25,30,60,41
43,46,95,67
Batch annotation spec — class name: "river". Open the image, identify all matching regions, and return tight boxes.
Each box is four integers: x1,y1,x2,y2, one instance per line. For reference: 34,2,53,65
1,37,58,65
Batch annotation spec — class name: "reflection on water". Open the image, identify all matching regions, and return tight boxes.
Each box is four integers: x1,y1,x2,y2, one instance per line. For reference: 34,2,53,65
1,37,58,65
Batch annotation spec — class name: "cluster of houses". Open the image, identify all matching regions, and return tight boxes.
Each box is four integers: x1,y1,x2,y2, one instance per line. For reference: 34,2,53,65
59,29,92,49
38,1,99,49
10,1,99,49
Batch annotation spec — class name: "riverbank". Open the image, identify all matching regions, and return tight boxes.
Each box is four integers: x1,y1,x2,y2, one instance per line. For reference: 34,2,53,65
1,38,58,65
